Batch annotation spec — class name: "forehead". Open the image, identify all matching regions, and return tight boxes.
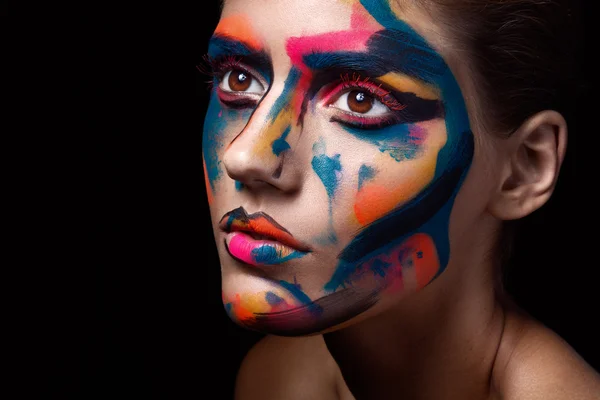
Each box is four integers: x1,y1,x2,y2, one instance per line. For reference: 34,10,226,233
220,0,358,41
217,0,450,67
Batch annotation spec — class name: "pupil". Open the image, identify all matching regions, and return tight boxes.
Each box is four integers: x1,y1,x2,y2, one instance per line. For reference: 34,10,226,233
237,73,247,82
355,92,365,102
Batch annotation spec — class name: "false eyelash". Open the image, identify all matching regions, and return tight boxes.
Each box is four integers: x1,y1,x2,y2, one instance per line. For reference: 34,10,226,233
195,53,244,91
339,72,407,111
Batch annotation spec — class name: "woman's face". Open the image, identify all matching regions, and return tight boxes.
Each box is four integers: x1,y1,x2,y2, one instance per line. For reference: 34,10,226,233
203,0,476,335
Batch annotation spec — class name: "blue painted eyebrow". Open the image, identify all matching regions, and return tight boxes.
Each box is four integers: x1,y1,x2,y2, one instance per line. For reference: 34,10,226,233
207,35,271,75
302,30,447,84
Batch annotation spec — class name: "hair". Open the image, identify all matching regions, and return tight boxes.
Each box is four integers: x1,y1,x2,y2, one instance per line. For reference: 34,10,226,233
405,0,584,285
411,0,583,135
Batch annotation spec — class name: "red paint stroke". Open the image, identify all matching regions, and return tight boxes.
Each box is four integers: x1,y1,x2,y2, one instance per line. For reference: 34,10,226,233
284,29,374,119
351,2,381,30
285,30,373,68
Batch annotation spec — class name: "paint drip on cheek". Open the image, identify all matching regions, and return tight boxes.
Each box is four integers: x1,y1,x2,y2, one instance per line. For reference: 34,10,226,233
311,139,342,244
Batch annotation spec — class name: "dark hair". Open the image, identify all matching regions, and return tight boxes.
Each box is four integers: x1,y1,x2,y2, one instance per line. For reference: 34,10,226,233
413,0,582,135
410,0,584,286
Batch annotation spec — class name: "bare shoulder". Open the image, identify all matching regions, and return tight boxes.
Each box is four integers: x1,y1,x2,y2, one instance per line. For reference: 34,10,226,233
493,310,600,400
234,334,355,400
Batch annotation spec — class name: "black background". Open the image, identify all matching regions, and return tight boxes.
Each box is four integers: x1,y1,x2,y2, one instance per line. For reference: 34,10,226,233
44,2,597,398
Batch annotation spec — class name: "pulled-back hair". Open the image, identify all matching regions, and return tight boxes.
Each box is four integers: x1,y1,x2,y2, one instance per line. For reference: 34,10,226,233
407,0,584,286
410,0,583,135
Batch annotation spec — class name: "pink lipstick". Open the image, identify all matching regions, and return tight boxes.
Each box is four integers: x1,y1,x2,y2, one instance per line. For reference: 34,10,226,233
219,207,311,267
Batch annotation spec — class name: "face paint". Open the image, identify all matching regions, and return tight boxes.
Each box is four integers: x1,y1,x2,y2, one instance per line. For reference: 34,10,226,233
311,139,342,243
357,164,376,190
208,0,474,336
202,21,271,194
271,126,292,156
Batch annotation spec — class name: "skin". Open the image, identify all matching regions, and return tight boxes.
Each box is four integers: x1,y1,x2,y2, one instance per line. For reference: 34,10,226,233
202,0,600,398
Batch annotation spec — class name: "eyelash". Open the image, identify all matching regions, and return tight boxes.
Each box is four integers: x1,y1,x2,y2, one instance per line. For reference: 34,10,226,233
197,53,410,129
337,72,407,112
196,54,245,91
325,72,408,129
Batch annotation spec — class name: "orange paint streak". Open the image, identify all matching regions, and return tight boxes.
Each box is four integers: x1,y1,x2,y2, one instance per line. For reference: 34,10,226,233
354,184,392,226
409,233,440,289
228,215,310,251
354,160,438,226
202,158,214,205
232,293,255,322
214,14,263,51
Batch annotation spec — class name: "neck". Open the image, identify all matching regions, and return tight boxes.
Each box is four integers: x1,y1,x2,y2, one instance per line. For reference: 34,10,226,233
322,240,506,400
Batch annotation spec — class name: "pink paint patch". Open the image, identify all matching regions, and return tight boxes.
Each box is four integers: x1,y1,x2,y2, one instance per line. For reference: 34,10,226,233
218,110,223,118
285,30,373,68
351,2,380,30
292,73,313,117
408,124,427,145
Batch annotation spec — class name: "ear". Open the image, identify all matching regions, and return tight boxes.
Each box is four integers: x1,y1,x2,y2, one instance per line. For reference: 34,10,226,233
488,110,568,220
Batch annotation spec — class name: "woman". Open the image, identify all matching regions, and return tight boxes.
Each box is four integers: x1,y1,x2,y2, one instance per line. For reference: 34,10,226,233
201,0,599,398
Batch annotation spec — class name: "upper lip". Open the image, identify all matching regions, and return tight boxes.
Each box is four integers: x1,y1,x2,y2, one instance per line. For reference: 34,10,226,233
219,207,312,252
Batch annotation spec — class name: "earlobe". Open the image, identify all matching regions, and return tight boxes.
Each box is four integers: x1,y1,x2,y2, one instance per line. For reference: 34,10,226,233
488,110,568,221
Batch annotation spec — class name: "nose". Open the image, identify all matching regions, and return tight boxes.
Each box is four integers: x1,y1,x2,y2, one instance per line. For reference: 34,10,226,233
223,98,301,192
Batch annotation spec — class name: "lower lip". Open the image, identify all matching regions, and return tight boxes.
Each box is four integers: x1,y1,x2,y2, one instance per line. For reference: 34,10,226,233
225,231,307,267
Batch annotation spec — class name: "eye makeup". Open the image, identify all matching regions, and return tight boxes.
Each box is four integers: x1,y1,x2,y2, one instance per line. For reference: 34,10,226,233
205,36,272,83
318,72,443,130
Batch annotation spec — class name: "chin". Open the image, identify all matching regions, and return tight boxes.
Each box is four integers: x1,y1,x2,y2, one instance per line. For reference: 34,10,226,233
219,235,440,336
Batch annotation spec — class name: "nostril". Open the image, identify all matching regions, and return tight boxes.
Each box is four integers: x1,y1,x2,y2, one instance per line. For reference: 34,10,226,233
223,135,284,183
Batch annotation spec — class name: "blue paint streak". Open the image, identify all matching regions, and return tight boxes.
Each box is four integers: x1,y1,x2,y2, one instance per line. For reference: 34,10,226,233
265,291,284,306
268,67,301,121
311,153,342,199
251,246,306,265
371,258,391,277
323,1,475,293
224,302,234,321
207,37,272,83
358,164,376,190
272,125,291,156
202,87,252,190
311,140,342,243
278,280,323,315
208,36,253,57
342,123,419,161
235,181,244,191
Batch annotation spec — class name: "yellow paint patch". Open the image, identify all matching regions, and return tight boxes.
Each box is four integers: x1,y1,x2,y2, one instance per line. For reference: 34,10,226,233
252,107,295,159
378,72,440,100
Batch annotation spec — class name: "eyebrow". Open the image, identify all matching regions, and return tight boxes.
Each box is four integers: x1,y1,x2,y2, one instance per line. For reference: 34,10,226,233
301,30,447,84
207,35,271,73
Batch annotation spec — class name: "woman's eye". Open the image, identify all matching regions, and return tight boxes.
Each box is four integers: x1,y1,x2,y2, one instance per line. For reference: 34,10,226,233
220,69,264,94
330,90,390,116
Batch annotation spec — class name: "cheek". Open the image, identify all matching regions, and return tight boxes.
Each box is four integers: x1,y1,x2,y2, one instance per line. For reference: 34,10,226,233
202,95,252,195
352,122,447,226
